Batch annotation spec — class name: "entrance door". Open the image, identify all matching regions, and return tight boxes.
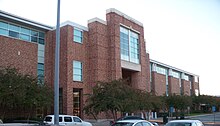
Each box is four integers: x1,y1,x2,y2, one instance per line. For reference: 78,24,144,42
73,89,82,117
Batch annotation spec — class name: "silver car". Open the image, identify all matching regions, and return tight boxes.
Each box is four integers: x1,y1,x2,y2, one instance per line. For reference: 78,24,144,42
111,120,155,126
165,120,204,126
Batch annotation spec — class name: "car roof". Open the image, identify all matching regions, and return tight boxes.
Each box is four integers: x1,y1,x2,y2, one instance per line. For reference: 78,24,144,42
45,115,79,117
117,120,149,123
168,120,201,123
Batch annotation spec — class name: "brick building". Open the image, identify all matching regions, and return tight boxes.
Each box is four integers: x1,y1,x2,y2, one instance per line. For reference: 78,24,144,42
0,8,199,119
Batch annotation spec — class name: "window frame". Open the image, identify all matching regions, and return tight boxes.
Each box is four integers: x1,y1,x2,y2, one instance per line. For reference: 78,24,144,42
0,20,45,45
120,25,140,64
73,60,83,82
73,28,83,43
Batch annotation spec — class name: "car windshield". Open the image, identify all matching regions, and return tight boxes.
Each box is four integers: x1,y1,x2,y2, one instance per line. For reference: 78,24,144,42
112,122,134,126
166,122,191,126
44,117,52,122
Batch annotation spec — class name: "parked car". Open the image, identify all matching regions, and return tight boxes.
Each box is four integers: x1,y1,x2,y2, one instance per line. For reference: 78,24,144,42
111,120,155,126
43,115,92,126
165,120,204,126
110,116,158,126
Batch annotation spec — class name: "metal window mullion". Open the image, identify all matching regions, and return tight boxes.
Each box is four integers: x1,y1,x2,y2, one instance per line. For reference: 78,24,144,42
128,29,131,62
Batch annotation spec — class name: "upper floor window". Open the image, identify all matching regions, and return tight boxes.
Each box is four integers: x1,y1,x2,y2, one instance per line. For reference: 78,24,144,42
37,63,44,84
156,66,166,75
120,26,139,64
73,28,83,43
73,61,83,82
184,75,189,81
0,21,45,45
172,71,180,78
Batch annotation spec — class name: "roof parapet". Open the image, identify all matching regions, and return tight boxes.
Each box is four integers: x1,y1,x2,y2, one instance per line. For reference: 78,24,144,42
60,21,88,31
88,17,107,25
106,8,143,27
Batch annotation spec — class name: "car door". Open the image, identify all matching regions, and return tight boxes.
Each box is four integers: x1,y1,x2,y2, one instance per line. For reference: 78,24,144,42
64,116,74,125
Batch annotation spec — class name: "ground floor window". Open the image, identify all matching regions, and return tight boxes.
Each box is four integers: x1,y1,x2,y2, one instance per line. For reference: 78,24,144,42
73,88,82,117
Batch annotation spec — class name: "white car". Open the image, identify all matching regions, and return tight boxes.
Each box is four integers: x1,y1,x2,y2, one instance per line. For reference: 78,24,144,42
43,115,92,126
165,120,204,126
111,120,155,126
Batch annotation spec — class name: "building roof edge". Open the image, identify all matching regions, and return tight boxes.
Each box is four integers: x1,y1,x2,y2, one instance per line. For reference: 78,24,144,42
0,10,53,30
88,17,107,25
150,59,199,77
106,8,143,27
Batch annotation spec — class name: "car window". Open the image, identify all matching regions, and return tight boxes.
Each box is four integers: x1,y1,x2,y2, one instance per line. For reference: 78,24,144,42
134,122,143,126
73,117,82,122
142,122,151,126
59,117,63,122
64,117,72,122
44,117,52,122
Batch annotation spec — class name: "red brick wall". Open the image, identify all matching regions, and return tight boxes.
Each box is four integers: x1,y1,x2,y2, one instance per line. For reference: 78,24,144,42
106,11,148,91
152,72,166,96
47,25,90,116
0,36,38,76
168,76,181,95
181,80,191,96
88,21,109,85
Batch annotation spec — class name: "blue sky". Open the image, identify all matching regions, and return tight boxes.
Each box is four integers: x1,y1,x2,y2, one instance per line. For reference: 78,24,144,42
0,0,220,95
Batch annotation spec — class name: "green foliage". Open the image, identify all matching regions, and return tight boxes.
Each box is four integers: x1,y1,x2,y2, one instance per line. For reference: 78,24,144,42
165,94,192,111
84,79,162,120
0,67,53,119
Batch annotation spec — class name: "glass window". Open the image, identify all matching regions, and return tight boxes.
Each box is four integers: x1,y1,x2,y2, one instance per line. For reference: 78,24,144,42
0,21,8,29
38,38,45,45
134,122,142,126
73,61,82,81
73,117,81,122
142,122,151,126
9,24,19,31
185,75,189,81
38,63,44,70
9,31,19,38
74,28,83,43
59,117,62,122
20,27,30,34
31,36,38,43
64,117,72,122
39,32,45,38
120,26,139,64
156,66,166,75
44,117,52,122
172,71,180,78
0,28,8,36
31,30,38,37
20,34,30,41
0,21,45,44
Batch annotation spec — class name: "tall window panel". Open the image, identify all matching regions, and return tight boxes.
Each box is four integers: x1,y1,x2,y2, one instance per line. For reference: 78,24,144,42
130,31,139,63
73,28,83,43
73,61,83,82
120,27,129,61
120,26,139,64
37,63,44,83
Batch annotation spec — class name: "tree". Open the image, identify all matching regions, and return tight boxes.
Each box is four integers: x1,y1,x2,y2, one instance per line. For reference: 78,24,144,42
164,94,192,118
84,79,135,120
0,67,53,120
84,79,158,120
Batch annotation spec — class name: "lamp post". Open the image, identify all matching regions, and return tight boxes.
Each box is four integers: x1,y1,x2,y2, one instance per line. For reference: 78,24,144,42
54,0,60,125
